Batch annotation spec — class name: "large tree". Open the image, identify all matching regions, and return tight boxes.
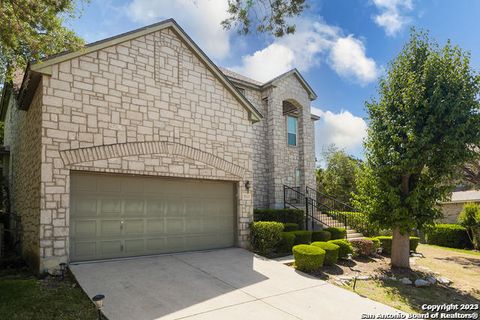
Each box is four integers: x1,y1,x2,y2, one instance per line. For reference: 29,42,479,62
354,30,480,268
221,0,307,37
0,0,86,83
317,146,361,205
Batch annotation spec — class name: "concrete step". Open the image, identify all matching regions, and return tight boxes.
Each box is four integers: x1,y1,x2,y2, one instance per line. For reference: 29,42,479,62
347,232,364,239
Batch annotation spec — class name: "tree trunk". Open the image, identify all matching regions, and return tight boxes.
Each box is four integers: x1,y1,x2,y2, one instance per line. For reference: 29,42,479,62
391,173,412,268
391,226,411,268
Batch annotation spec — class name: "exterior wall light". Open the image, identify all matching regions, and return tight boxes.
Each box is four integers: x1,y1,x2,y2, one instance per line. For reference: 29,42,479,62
59,262,67,280
92,294,105,320
245,180,251,191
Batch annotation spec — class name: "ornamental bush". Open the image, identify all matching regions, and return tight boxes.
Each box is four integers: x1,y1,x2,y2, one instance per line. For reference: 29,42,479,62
276,232,296,253
458,203,480,249
250,221,284,255
324,227,346,240
349,238,374,256
292,230,313,245
374,236,422,254
311,230,331,242
328,239,353,258
368,237,381,254
292,245,325,272
283,222,300,232
331,211,380,237
425,224,471,249
311,241,339,265
254,208,304,227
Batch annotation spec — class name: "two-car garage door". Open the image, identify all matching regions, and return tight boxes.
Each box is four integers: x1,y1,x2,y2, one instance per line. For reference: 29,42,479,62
70,173,235,262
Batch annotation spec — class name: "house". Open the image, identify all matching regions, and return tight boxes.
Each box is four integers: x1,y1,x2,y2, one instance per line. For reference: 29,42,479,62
439,190,480,223
0,19,318,273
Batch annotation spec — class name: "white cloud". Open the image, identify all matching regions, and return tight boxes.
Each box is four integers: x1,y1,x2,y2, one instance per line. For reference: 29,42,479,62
126,0,230,59
313,108,367,158
329,36,379,84
231,20,379,84
372,0,413,36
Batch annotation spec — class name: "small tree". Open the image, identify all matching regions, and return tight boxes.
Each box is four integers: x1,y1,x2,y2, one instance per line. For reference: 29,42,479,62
458,203,480,249
317,146,361,205
354,30,480,268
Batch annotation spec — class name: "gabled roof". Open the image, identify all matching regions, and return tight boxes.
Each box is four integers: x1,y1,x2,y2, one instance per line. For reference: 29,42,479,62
262,69,317,101
15,19,263,122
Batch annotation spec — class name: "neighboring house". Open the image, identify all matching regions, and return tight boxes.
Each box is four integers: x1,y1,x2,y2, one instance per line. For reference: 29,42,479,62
439,190,480,223
0,19,318,273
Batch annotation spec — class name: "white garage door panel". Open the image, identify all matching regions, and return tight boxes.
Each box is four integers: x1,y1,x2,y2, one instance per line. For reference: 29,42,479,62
70,173,235,262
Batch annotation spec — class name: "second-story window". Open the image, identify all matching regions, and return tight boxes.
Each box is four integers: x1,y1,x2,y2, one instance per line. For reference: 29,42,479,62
287,115,297,146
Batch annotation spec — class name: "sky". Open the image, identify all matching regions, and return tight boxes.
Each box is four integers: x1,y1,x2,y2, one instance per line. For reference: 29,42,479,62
66,0,480,161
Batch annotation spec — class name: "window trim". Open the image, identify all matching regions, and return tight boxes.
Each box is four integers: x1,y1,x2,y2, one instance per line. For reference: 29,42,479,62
286,115,298,146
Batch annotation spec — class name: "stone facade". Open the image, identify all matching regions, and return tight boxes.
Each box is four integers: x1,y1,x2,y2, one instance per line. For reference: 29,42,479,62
2,21,318,272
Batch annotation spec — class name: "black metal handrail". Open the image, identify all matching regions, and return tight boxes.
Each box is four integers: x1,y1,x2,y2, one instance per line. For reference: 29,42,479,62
306,186,357,212
283,185,347,234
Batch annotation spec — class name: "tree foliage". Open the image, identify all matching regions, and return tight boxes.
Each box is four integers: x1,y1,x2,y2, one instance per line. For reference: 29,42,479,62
353,30,480,267
0,0,86,83
317,146,361,205
221,0,307,37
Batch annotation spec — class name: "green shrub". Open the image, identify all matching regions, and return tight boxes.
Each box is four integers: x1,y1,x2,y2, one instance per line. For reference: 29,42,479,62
292,230,313,245
368,237,381,254
311,241,339,265
458,203,480,249
276,232,296,253
410,237,420,252
254,208,304,227
375,236,423,254
324,227,346,240
250,221,284,255
330,211,380,236
425,224,471,249
292,245,325,272
283,223,300,232
312,230,331,242
349,238,374,256
328,239,353,258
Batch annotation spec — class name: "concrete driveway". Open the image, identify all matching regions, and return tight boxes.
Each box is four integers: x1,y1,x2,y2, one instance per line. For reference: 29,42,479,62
70,248,400,320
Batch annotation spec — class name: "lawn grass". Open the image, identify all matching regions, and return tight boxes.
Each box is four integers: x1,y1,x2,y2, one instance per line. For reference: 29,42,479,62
0,268,98,320
423,244,480,256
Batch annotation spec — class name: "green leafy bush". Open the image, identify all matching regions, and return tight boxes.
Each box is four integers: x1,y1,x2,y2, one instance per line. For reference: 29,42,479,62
292,245,325,272
328,239,353,258
410,237,419,252
331,211,380,237
292,230,313,245
283,223,300,232
349,238,374,256
375,236,423,254
254,208,304,227
311,241,339,265
425,224,471,249
458,203,480,249
368,237,381,254
276,232,296,253
324,227,346,240
312,230,331,242
250,221,284,255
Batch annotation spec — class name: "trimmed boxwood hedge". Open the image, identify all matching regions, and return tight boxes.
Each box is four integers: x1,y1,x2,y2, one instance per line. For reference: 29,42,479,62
283,223,300,232
324,227,346,240
312,230,331,242
293,245,325,272
254,208,304,227
311,241,339,265
276,232,296,253
292,230,313,245
328,239,353,258
368,237,381,254
250,221,284,255
425,224,472,249
374,236,421,255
